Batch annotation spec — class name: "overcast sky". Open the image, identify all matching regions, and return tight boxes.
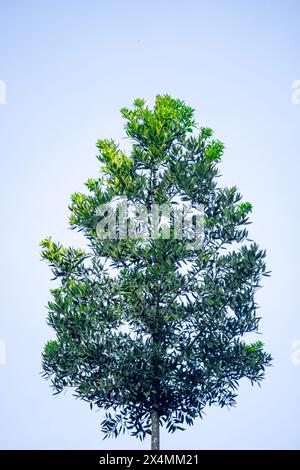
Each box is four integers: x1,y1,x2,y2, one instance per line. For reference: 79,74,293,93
0,0,300,449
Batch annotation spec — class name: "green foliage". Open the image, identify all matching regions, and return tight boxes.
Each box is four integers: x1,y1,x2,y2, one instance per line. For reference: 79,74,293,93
41,94,271,441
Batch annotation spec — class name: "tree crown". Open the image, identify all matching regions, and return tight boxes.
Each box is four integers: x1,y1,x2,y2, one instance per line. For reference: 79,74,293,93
41,95,271,441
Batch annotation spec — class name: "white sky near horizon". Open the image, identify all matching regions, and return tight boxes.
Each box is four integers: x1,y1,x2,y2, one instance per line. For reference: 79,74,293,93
0,0,300,450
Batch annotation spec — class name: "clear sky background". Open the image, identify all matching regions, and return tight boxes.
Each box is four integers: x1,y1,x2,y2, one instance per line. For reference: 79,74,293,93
0,0,300,450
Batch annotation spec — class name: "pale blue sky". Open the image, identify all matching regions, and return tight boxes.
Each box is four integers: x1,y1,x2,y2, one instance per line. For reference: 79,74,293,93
0,0,300,449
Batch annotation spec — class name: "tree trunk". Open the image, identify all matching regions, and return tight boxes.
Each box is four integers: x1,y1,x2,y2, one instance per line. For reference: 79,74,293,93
151,409,160,450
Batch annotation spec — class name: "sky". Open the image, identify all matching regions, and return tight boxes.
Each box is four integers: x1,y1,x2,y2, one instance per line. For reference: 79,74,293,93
0,0,300,450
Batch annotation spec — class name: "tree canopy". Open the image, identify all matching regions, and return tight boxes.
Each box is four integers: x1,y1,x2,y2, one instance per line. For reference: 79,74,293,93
41,95,271,447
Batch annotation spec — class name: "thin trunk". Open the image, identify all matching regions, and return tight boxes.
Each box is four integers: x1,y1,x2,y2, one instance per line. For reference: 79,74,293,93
151,409,160,450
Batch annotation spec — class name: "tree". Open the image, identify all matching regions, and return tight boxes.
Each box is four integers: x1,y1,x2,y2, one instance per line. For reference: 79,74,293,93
41,95,271,450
